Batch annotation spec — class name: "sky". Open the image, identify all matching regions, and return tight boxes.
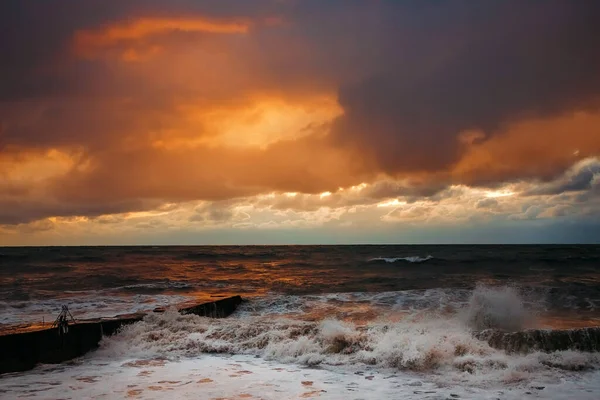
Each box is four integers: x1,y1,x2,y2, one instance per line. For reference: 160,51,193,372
1,0,600,245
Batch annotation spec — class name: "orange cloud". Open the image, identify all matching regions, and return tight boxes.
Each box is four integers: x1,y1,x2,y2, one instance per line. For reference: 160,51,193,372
453,111,600,185
0,147,77,183
168,94,343,149
74,16,251,59
3,3,600,234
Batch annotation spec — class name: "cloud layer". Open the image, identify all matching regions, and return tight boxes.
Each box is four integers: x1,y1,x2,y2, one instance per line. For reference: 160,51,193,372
1,0,599,243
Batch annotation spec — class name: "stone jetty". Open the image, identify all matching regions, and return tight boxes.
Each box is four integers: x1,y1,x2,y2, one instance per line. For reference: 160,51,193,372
0,295,243,374
475,326,600,353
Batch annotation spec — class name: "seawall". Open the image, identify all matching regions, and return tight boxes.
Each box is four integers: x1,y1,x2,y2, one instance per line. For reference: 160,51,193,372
475,326,600,353
0,295,243,374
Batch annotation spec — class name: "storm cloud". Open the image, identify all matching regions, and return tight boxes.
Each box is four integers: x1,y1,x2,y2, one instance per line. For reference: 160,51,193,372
329,1,600,175
0,0,599,237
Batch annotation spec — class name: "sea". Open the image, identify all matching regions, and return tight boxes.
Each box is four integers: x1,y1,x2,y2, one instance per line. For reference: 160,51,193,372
0,245,599,399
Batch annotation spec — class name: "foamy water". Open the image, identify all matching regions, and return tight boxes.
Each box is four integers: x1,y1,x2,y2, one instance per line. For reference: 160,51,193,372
368,255,434,263
2,245,599,330
2,354,599,400
1,246,599,398
2,286,600,399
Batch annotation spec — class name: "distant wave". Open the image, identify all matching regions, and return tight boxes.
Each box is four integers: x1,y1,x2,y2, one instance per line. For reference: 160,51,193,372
115,281,194,293
368,255,434,263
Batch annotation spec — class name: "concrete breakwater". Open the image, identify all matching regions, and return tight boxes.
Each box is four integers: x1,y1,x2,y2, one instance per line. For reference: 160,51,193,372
475,326,600,354
0,295,243,374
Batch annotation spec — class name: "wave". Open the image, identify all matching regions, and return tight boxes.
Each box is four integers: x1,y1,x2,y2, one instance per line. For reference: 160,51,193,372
368,255,434,263
235,288,474,320
114,281,194,293
99,312,600,382
98,286,600,383
462,286,528,332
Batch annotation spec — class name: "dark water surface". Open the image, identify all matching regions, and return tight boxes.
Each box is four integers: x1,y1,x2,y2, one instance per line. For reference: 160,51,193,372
1,245,599,329
2,246,600,399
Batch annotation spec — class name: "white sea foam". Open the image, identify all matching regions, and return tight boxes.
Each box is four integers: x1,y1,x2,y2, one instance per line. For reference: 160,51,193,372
369,255,434,263
2,286,599,399
4,354,599,399
91,286,600,386
97,309,600,378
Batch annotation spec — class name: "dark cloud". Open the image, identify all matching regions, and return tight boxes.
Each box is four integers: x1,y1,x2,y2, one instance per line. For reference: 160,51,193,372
1,1,600,227
3,1,599,160
192,202,235,223
476,198,499,210
526,159,600,196
0,198,157,225
329,1,600,175
189,200,252,225
360,180,447,202
0,1,128,101
0,0,280,96
0,1,312,152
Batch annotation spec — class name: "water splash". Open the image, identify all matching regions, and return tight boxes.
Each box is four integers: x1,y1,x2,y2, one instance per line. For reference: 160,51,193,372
462,285,530,332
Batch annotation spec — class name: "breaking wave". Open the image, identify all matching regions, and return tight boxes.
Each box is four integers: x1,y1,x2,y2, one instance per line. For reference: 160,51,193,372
462,285,529,332
368,255,434,263
98,285,600,384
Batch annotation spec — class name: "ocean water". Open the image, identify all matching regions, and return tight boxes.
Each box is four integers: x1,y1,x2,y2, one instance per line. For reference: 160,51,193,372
1,245,599,399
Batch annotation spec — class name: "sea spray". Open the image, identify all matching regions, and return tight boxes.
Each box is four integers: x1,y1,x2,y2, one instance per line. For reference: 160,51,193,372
462,285,530,332
96,286,600,384
3,245,600,399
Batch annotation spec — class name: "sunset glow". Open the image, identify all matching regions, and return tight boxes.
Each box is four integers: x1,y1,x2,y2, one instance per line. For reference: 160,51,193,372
1,1,599,245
